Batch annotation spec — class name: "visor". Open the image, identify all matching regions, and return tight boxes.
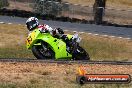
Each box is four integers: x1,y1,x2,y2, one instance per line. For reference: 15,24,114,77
26,20,37,31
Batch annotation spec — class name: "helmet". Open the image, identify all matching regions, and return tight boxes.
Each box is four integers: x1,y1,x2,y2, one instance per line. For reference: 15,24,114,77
26,17,39,31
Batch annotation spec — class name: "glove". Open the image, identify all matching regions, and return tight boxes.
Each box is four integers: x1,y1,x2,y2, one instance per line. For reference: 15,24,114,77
55,28,64,34
72,33,81,43
39,27,49,33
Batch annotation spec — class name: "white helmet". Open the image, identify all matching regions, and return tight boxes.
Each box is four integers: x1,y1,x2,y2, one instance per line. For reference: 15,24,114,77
26,17,39,31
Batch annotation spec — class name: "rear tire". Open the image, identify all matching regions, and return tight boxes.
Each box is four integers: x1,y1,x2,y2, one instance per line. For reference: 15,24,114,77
32,43,55,59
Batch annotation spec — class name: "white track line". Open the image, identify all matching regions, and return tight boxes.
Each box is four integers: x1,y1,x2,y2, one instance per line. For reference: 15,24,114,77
118,37,123,39
8,23,12,24
88,33,92,35
73,31,77,33
3,22,132,40
109,36,115,38
124,38,131,40
94,34,99,36
64,30,69,31
102,35,108,37
79,32,85,34
0,22,5,24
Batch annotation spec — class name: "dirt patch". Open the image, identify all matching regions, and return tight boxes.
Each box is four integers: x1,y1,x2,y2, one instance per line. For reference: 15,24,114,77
7,1,33,11
0,62,131,87
63,0,132,10
0,62,131,75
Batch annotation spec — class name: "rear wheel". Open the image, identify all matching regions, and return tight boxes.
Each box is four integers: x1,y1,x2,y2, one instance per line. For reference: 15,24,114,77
32,42,55,59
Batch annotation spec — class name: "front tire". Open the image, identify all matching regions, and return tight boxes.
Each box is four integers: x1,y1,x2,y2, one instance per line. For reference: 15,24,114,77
32,43,55,59
73,46,90,60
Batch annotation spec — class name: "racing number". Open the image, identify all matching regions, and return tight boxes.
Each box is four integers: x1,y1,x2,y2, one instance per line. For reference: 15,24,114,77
26,31,35,45
27,36,32,45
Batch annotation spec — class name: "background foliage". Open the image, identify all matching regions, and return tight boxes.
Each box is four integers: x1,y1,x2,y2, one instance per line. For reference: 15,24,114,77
0,0,9,9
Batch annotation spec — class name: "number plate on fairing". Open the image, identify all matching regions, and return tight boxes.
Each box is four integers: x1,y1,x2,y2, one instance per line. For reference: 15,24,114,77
26,31,36,46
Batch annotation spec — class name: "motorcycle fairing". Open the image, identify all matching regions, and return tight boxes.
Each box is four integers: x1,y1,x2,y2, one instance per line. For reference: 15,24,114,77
26,29,72,60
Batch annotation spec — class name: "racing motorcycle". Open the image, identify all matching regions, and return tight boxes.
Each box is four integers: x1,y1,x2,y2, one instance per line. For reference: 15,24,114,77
26,29,90,60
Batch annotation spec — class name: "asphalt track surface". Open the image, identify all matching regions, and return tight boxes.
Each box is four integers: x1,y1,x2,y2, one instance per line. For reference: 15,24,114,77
0,16,132,39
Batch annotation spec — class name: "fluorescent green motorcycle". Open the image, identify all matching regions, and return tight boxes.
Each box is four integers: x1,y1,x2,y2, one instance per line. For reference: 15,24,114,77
26,29,90,60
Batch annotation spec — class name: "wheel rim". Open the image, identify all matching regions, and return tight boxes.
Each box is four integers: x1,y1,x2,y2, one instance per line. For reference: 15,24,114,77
74,46,89,60
38,45,53,59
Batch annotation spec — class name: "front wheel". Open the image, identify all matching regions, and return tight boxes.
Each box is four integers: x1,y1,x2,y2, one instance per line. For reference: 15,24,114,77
73,46,90,60
32,42,55,59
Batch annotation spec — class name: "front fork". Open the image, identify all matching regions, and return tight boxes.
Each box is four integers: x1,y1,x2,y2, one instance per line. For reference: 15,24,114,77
71,40,79,60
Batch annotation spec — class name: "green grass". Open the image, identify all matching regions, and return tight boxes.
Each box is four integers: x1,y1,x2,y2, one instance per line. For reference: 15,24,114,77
0,83,17,88
0,45,34,59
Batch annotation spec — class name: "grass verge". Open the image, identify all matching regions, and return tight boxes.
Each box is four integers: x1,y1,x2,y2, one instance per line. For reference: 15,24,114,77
0,24,132,61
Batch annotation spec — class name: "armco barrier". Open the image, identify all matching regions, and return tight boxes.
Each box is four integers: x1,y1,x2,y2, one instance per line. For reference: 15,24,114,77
0,8,132,28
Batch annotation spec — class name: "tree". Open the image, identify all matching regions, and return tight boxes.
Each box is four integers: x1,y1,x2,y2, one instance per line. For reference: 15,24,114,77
33,0,62,15
0,0,9,9
93,0,106,24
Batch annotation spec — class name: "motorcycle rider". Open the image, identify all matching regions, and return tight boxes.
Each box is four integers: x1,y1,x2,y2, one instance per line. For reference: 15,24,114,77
26,17,64,38
26,17,80,52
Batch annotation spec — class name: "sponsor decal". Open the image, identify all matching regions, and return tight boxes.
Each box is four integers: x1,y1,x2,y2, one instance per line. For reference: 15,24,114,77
76,66,131,84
